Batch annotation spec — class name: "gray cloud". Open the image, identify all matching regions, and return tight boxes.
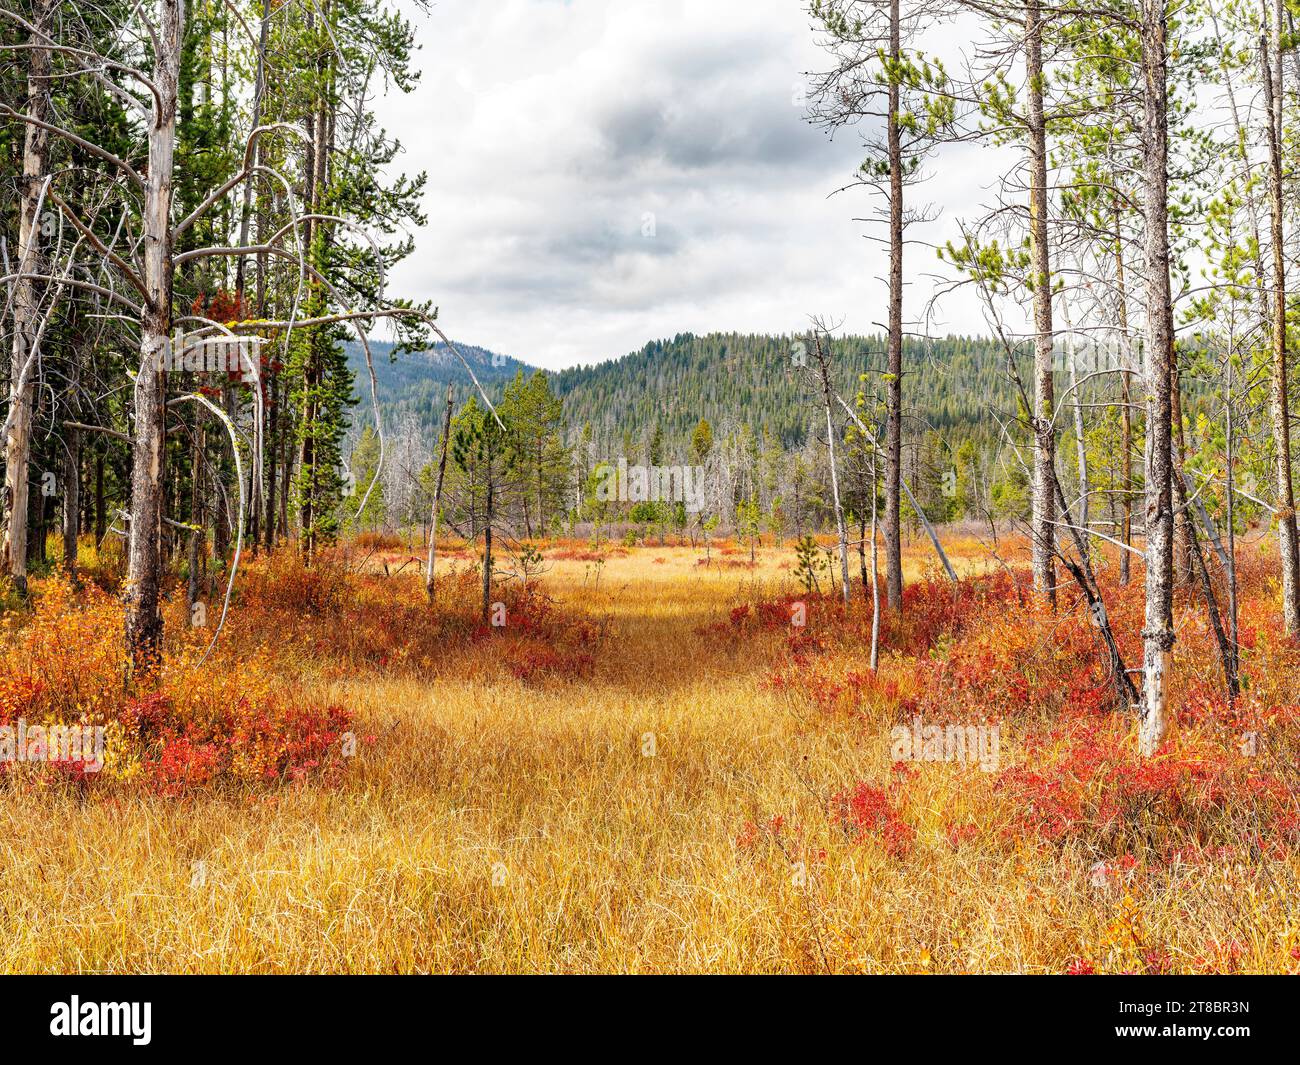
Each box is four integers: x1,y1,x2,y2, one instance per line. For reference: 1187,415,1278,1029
379,0,995,369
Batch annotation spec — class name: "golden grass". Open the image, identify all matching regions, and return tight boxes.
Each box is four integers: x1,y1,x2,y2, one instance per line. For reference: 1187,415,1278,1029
0,538,1295,973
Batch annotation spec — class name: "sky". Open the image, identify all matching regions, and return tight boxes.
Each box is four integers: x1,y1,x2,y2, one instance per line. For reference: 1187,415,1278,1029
378,0,998,371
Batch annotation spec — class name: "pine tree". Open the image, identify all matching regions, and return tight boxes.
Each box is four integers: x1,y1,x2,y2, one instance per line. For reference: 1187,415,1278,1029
450,397,518,622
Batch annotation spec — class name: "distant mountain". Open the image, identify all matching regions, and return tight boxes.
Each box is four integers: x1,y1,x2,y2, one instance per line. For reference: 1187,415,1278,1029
347,332,1025,452
344,340,537,428
547,332,1018,451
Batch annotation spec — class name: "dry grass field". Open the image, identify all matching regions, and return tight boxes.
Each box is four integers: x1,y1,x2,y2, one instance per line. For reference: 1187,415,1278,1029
1,532,1298,973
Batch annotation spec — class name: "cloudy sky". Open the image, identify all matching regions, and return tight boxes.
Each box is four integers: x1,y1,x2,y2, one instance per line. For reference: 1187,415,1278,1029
379,0,994,370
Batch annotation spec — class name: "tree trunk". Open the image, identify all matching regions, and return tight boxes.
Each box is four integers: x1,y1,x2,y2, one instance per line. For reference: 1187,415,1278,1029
816,339,851,604
835,394,958,582
826,403,851,604
870,453,881,672
858,512,869,595
278,429,291,542
482,475,494,625
1049,465,1139,707
1261,8,1300,634
125,0,182,675
1173,457,1239,700
537,441,545,538
1224,352,1240,683
1138,0,1176,756
1026,0,1057,608
2,0,53,597
94,449,106,542
187,408,205,614
62,409,80,575
1170,351,1195,585
1072,364,1089,536
265,369,278,551
256,46,275,553
426,384,454,603
1115,203,1134,586
883,0,904,612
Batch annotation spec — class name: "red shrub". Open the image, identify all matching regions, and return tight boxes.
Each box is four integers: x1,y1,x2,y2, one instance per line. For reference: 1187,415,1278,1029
830,781,915,858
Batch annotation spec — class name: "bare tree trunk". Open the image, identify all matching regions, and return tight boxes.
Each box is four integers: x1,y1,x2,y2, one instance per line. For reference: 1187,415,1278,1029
426,384,454,603
1261,9,1300,634
814,335,851,604
834,394,958,582
1173,461,1239,700
187,408,205,614
1224,352,1240,682
1172,354,1197,586
2,0,52,597
256,49,275,553
870,452,881,671
1138,0,1176,755
826,404,851,604
62,346,80,574
883,0,905,612
239,9,270,555
279,431,291,542
297,0,332,564
858,512,869,594
125,0,182,674
234,4,270,299
1046,460,1139,706
1026,0,1057,608
482,476,494,625
94,449,105,542
265,370,278,551
1115,204,1134,586
1071,347,1089,534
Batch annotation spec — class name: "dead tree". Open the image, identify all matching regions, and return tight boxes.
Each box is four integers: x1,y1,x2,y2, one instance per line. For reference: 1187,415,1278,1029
1137,0,1176,755
1024,0,1058,608
806,0,953,614
1,0,52,596
426,383,454,603
834,394,958,584
123,0,183,673
1260,4,1300,634
804,328,852,604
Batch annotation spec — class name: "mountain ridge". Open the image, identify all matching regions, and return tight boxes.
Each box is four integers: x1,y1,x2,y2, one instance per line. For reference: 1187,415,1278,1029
345,332,1021,451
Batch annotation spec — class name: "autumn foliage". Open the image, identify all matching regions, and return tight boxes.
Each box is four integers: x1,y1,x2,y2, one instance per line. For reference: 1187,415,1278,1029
3,537,1299,972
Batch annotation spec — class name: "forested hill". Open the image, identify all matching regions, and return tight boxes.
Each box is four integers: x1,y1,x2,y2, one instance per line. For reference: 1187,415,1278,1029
346,333,1021,448
344,340,534,427
549,333,1017,449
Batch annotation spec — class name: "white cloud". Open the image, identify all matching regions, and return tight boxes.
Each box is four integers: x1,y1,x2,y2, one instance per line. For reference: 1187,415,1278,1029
378,0,1000,369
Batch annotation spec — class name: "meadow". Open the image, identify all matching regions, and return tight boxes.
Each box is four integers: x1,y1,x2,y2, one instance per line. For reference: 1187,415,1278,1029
1,531,1297,974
